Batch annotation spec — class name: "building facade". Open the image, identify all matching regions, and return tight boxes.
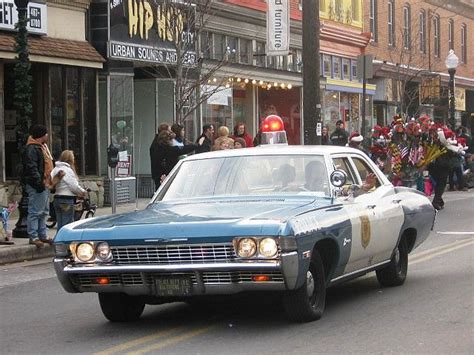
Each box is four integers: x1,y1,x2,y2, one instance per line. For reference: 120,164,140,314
364,0,474,128
0,0,104,206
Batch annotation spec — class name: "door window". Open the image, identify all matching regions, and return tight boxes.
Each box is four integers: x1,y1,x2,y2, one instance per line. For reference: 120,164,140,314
332,157,356,185
351,157,381,188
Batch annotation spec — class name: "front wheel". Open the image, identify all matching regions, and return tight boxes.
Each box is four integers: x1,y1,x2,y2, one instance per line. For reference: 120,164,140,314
376,237,408,287
98,293,145,322
283,250,326,322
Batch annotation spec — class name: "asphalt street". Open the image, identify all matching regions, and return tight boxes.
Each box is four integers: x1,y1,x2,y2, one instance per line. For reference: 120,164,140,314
0,190,472,354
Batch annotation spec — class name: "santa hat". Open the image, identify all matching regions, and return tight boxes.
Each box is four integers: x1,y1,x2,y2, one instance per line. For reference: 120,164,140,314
349,131,364,143
372,125,382,138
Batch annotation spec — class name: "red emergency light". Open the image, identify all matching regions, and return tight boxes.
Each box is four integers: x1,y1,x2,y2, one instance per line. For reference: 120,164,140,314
262,115,284,132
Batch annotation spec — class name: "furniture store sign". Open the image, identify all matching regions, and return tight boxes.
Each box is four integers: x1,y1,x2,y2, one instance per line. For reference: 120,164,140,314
109,0,196,66
0,0,47,35
266,0,290,56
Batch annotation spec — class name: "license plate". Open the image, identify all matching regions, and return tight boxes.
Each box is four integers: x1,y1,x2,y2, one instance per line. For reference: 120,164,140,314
155,277,192,297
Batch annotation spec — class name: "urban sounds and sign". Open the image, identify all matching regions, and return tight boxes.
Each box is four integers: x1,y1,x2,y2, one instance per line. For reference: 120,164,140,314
0,0,47,35
266,0,290,56
109,0,196,66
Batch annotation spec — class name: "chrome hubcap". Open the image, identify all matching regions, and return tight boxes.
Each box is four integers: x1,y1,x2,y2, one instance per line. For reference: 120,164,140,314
306,270,315,297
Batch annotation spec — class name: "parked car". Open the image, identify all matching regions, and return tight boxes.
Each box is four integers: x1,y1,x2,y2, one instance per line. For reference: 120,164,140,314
53,146,436,322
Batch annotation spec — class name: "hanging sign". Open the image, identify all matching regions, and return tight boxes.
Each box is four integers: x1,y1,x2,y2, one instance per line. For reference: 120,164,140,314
266,0,290,56
0,1,47,35
109,0,196,66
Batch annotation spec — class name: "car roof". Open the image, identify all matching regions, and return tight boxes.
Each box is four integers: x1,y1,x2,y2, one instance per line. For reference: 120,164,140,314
184,145,363,161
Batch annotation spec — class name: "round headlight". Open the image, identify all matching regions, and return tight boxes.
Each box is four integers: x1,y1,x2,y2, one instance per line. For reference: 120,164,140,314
76,243,95,262
96,242,111,261
259,238,278,257
237,238,257,258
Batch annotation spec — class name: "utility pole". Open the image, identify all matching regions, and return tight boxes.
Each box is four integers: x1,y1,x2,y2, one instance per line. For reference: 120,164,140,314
302,0,321,145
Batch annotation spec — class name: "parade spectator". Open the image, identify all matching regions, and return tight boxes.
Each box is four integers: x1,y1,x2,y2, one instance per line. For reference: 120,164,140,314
196,124,214,153
253,129,262,147
213,126,234,151
150,122,174,189
330,120,349,146
347,131,365,151
322,126,332,145
234,137,246,149
151,130,197,189
22,124,54,248
171,123,185,147
50,150,86,232
231,122,254,148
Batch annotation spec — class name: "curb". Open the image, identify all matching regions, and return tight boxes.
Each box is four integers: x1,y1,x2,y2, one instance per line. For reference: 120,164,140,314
0,243,54,265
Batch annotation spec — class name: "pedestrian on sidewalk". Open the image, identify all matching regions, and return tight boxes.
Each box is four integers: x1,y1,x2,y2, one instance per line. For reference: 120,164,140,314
50,150,86,232
330,120,349,146
196,124,214,154
22,124,54,248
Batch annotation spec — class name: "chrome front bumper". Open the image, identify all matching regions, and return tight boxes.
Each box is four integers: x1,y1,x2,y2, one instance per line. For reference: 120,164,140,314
54,251,299,296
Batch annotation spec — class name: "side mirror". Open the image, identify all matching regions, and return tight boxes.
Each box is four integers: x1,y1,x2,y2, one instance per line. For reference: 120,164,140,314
330,169,347,188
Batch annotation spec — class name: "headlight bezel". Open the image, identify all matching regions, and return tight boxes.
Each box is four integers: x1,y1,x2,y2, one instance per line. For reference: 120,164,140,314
233,237,280,259
69,241,113,263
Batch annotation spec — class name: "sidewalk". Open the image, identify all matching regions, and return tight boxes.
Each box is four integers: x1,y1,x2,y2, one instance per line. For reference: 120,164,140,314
0,198,150,265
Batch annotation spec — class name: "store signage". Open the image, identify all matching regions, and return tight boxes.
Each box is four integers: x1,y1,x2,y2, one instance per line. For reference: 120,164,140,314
109,0,196,66
266,0,290,56
0,0,47,35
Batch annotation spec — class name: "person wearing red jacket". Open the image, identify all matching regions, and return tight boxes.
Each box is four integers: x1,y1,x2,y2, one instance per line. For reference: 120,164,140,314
231,122,254,148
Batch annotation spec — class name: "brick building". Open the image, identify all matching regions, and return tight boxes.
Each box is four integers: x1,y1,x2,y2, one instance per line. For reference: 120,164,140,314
364,0,474,128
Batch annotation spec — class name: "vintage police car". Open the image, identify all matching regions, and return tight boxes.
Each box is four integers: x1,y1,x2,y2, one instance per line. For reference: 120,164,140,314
53,145,436,323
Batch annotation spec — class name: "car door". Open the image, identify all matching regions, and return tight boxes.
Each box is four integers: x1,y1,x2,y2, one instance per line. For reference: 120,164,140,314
349,155,404,267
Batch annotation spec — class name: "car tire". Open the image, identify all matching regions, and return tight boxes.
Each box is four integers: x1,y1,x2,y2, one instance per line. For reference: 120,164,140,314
98,293,145,322
282,250,326,322
376,237,408,287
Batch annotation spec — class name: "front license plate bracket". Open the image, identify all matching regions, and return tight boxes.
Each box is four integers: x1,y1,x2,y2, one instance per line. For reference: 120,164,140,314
155,277,192,297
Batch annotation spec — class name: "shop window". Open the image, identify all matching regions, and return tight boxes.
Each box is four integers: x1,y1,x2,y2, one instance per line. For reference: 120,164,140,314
461,24,467,63
239,38,251,64
323,54,331,77
352,0,361,23
287,50,295,71
448,19,454,51
227,36,237,62
419,10,426,54
296,50,302,73
255,41,266,67
333,57,341,79
50,65,98,175
200,31,212,59
351,60,358,81
267,55,276,69
433,15,440,57
342,58,350,80
275,55,285,70
370,0,377,42
403,4,411,50
213,33,225,61
388,0,395,47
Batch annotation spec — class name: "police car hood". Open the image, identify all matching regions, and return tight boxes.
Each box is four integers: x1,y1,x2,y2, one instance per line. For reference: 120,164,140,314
56,196,332,241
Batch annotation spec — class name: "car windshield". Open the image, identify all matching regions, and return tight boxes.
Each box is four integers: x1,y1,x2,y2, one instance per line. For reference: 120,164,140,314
157,155,329,201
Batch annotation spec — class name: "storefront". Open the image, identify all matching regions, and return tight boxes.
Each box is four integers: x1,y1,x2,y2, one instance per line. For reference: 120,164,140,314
0,0,104,206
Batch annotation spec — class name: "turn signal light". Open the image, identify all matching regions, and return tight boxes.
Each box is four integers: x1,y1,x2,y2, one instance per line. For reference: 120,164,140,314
252,275,271,282
95,277,110,285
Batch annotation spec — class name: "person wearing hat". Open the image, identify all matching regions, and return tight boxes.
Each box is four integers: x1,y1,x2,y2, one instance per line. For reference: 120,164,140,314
22,124,55,248
347,131,364,149
330,120,349,146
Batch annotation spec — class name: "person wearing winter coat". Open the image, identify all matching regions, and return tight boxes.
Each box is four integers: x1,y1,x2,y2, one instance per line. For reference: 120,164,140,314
22,124,54,248
231,122,254,148
50,150,86,231
151,130,198,190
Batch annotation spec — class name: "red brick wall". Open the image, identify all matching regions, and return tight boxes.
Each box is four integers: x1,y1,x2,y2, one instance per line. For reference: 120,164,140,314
363,0,474,79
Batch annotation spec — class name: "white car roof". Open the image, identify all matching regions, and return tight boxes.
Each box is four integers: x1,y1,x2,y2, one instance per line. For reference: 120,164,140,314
184,145,363,161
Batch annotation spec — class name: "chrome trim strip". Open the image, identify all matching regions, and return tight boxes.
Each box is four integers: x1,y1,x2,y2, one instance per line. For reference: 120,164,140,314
59,260,281,274
329,260,391,283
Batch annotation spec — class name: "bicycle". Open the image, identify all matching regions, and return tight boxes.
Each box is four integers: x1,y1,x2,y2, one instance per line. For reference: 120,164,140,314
46,189,97,229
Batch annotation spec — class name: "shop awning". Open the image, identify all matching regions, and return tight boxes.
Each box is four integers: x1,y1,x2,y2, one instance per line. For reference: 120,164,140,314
0,33,105,69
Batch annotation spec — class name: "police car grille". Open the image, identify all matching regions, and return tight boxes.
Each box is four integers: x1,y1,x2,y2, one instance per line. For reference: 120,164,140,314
111,244,236,264
202,271,284,284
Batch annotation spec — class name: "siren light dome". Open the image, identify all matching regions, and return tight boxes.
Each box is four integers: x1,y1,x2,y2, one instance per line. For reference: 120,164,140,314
262,115,284,132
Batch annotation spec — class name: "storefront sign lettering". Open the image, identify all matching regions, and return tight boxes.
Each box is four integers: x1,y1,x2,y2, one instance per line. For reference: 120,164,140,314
109,0,196,66
266,0,289,56
110,42,196,65
0,0,47,35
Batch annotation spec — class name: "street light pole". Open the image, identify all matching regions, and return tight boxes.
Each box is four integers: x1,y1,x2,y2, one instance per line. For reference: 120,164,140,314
445,49,459,130
302,0,321,145
12,0,31,238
